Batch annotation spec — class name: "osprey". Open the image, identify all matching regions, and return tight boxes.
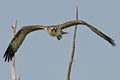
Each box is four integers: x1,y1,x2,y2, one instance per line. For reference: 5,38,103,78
3,20,116,62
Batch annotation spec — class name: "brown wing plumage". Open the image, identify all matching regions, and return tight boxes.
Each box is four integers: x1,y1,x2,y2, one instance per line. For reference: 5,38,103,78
3,45,14,62
3,29,26,62
83,21,116,46
59,20,116,46
3,25,44,62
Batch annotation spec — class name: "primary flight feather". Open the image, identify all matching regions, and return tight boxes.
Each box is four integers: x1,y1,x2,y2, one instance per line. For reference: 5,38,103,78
3,20,116,62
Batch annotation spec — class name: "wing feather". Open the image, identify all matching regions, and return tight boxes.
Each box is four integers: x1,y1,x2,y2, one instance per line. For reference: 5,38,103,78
3,25,44,62
84,22,116,46
59,20,116,46
3,29,26,62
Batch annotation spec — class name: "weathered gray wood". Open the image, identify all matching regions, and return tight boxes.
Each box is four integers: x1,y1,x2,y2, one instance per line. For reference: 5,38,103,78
11,20,20,80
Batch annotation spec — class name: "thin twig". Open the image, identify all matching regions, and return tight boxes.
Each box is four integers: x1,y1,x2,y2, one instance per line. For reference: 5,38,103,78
66,6,78,80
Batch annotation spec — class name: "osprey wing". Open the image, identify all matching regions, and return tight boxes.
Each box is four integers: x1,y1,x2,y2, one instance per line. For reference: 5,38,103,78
59,20,116,46
3,25,44,62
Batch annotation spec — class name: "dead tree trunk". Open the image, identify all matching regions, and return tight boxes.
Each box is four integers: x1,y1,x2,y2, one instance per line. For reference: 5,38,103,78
66,6,78,80
11,20,20,80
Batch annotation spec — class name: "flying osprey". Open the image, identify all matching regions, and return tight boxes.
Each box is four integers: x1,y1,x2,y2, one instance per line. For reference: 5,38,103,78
3,20,116,62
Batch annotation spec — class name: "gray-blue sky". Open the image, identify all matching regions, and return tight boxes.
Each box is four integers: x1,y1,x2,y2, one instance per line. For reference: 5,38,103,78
0,0,120,80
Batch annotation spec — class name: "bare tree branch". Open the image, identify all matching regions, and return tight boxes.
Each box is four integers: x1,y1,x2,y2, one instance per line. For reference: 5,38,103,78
66,6,78,80
11,20,20,80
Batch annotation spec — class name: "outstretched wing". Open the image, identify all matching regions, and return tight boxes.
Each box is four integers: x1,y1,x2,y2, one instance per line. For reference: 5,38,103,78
83,22,116,46
3,25,44,62
59,20,116,46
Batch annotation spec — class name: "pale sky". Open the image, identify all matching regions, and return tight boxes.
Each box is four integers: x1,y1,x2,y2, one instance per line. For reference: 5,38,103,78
0,0,120,80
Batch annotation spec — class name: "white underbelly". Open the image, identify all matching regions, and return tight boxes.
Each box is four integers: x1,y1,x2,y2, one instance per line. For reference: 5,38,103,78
48,32,58,37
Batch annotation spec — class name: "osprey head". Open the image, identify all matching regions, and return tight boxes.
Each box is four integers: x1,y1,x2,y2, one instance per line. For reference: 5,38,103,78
44,26,68,40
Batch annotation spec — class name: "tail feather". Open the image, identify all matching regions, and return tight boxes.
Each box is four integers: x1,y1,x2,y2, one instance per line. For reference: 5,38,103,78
62,31,68,34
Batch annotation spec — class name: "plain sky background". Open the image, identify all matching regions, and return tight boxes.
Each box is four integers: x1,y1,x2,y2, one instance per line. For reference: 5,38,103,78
0,0,120,80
